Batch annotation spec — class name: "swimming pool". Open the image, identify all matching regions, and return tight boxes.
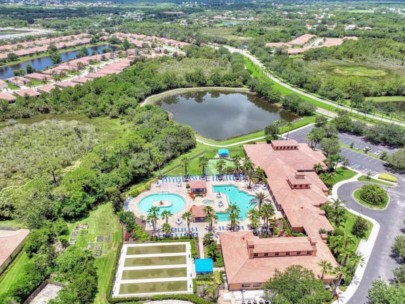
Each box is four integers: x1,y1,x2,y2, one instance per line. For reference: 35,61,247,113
138,193,186,215
213,185,256,221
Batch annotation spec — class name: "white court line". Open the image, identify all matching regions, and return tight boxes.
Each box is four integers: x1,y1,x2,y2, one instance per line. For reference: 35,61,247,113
125,252,187,258
122,264,187,271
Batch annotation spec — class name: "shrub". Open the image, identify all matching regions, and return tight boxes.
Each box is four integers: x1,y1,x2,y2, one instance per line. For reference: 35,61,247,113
378,173,397,183
352,216,369,238
359,184,388,206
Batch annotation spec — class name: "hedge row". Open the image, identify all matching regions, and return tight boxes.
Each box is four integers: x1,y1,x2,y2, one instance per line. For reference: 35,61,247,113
110,294,215,304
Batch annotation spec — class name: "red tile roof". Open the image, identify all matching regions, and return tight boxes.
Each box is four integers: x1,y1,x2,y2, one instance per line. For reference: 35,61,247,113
189,180,207,189
0,229,30,270
0,92,16,102
190,205,206,218
15,88,40,98
220,231,337,286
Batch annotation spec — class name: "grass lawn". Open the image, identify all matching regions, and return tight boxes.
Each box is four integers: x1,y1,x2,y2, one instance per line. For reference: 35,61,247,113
67,203,122,304
353,189,388,210
122,267,187,280
124,255,186,267
329,167,357,185
332,66,387,78
126,244,186,255
358,175,394,186
119,281,188,294
0,251,29,298
343,211,373,250
378,173,398,183
366,96,405,103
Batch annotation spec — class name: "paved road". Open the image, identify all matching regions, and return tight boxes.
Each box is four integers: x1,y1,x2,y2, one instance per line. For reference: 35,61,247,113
223,45,405,127
288,124,405,302
337,180,405,303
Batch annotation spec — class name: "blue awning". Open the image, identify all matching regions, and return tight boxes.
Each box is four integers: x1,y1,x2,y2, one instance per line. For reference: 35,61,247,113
195,258,214,274
218,148,229,156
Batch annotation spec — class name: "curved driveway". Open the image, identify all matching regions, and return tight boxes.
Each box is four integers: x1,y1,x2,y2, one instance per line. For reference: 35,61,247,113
337,180,405,303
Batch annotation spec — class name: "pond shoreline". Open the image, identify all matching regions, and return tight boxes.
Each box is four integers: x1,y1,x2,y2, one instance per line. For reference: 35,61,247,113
141,86,251,106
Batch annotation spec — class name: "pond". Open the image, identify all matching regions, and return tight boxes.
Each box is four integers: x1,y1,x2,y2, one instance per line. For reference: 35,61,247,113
0,44,112,80
157,90,297,140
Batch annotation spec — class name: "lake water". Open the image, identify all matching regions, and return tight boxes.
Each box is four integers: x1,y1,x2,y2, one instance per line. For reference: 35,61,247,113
157,90,297,140
0,44,111,80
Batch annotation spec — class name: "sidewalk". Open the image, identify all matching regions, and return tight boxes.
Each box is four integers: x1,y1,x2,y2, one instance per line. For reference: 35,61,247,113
330,171,380,304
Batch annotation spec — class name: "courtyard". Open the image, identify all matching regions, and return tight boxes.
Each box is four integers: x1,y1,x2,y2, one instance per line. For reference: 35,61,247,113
112,242,194,298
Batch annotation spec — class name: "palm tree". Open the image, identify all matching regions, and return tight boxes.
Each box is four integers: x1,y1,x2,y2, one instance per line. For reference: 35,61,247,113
199,156,208,177
182,211,193,236
254,191,268,212
152,151,165,179
147,206,159,235
203,205,217,232
260,204,275,235
216,159,226,176
161,210,172,225
333,265,346,296
233,155,242,174
247,209,260,232
313,163,324,174
245,168,257,189
318,260,334,281
328,198,346,226
182,157,189,178
162,222,171,237
227,204,240,232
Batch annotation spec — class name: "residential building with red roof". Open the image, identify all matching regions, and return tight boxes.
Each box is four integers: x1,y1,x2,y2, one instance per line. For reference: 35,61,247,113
15,88,40,98
0,91,16,103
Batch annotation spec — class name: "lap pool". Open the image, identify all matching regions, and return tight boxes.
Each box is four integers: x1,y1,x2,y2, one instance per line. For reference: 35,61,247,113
138,193,186,215
213,185,256,221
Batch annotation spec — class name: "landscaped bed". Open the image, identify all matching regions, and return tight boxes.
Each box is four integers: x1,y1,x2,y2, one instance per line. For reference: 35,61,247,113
119,281,188,295
353,185,389,210
121,268,187,280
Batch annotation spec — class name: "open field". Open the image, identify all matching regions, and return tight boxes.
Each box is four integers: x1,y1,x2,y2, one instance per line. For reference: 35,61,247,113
366,96,405,103
332,66,388,78
67,203,122,304
201,27,252,41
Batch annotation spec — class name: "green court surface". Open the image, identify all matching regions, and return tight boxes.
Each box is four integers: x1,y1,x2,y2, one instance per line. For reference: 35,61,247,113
119,281,188,294
124,255,186,267
121,267,187,280
126,244,186,255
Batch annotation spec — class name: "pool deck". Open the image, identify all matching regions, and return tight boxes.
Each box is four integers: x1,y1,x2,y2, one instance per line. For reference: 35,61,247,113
128,178,282,256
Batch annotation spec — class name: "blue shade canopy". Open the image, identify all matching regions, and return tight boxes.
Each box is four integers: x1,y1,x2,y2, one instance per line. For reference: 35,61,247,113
218,148,229,156
195,258,214,273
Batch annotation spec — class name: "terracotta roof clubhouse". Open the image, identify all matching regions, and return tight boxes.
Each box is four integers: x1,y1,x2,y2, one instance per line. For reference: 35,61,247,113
219,140,337,289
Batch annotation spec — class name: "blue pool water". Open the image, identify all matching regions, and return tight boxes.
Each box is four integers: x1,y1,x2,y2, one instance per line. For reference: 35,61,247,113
213,185,256,221
138,193,186,215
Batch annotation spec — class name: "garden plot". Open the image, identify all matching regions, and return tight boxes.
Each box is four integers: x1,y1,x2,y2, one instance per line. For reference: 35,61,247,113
112,242,193,298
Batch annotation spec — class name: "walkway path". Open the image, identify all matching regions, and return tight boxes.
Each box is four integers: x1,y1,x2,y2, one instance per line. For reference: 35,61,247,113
333,174,405,303
222,45,405,127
